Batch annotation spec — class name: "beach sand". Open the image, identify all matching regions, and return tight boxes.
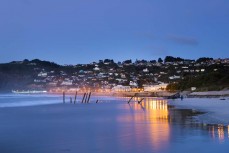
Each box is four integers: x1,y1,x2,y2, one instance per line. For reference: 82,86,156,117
168,97,229,125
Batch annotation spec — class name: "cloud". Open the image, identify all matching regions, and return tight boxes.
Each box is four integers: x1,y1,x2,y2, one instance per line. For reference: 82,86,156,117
143,45,169,56
167,35,199,46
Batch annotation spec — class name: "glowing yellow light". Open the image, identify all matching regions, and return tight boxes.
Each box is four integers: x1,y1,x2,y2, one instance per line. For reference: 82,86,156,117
228,125,229,138
218,125,224,141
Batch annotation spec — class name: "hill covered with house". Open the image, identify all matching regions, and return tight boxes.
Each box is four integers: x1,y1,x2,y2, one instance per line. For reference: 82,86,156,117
0,56,228,93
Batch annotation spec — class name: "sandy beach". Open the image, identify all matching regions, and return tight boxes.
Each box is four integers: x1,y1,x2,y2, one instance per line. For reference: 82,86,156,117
188,90,229,98
168,97,229,125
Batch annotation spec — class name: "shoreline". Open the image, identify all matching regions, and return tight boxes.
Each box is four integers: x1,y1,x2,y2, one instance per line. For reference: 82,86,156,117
187,90,229,98
7,90,229,98
1,93,229,126
168,97,229,126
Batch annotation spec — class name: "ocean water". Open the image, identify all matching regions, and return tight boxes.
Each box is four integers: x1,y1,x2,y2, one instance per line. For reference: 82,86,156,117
0,94,61,107
0,94,117,107
0,94,228,153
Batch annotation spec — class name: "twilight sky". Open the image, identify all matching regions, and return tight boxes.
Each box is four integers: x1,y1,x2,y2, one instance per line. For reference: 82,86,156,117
0,0,229,64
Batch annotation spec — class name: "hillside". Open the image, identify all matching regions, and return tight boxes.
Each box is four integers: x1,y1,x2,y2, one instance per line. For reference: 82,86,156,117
0,57,228,92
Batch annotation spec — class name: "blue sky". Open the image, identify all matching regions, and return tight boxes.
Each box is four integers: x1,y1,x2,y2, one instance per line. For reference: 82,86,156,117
0,0,229,64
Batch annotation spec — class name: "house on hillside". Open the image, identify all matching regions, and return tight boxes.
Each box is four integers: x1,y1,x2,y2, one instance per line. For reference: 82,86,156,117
129,81,138,87
112,85,131,92
169,75,181,80
61,79,73,86
143,68,149,73
143,83,168,92
38,72,47,77
93,67,100,71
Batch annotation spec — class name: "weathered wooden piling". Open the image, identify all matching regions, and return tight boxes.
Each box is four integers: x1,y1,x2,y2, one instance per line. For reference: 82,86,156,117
74,91,77,104
63,91,65,103
84,93,88,103
81,93,86,103
70,97,72,103
138,98,144,104
87,92,91,103
127,96,135,103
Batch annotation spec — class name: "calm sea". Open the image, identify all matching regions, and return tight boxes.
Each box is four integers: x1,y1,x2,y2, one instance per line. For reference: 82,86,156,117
0,94,228,153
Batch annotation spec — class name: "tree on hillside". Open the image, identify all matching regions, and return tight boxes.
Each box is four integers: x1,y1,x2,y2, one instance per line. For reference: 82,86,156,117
164,56,184,63
196,57,213,63
123,59,132,64
104,59,114,63
158,58,163,63
150,60,156,63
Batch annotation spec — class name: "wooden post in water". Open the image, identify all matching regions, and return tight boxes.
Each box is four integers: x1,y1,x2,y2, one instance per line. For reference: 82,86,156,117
138,98,144,104
96,99,99,103
127,96,135,104
84,93,88,103
63,91,65,103
74,91,77,104
70,97,72,103
87,92,91,103
81,93,86,103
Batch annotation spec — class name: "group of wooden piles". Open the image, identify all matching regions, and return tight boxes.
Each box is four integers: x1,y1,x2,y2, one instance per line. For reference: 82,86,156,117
63,92,99,104
62,92,144,104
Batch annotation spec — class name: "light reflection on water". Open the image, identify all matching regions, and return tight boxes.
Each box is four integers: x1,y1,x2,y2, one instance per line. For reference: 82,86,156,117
116,98,170,151
1,95,229,153
115,97,229,149
208,124,229,142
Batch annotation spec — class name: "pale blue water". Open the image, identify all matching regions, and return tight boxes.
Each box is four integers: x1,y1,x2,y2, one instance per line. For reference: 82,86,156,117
0,94,117,107
0,94,228,153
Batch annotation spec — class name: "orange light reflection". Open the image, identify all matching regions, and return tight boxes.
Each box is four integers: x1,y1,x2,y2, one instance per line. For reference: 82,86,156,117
117,98,170,151
218,125,224,141
228,125,229,138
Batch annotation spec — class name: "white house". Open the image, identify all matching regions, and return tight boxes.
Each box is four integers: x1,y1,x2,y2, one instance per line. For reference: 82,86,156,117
38,72,47,77
34,79,46,83
129,81,138,87
48,82,58,86
201,69,205,72
169,75,181,80
143,83,168,92
93,67,100,71
176,70,181,73
61,80,73,86
191,87,197,91
183,69,189,72
143,68,149,73
121,74,126,79
160,72,167,74
112,85,131,92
